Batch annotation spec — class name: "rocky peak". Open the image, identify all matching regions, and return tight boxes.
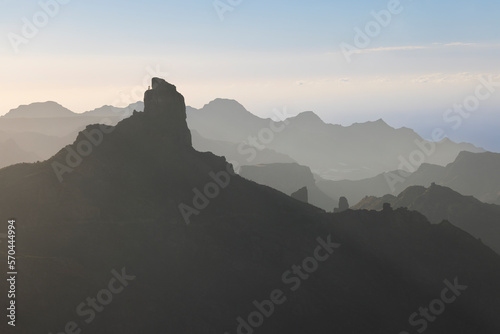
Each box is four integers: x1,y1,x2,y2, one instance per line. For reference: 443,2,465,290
142,77,192,147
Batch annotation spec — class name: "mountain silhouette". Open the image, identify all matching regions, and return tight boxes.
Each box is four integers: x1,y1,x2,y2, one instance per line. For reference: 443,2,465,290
192,130,295,167
352,183,500,254
318,151,500,206
1,78,499,334
0,138,39,168
186,99,483,180
82,101,144,118
239,162,336,210
2,101,76,118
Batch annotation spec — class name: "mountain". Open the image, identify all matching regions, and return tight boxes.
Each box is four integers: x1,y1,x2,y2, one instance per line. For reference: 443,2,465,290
2,101,76,118
1,78,500,333
0,101,142,138
0,129,77,163
318,151,500,206
352,184,500,254
82,101,144,118
191,130,295,167
239,163,336,211
186,100,484,180
0,139,39,168
0,102,144,168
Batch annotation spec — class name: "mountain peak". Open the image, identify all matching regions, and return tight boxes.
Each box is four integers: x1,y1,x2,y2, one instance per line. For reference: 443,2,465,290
140,78,191,147
291,111,324,124
3,101,75,118
202,98,249,115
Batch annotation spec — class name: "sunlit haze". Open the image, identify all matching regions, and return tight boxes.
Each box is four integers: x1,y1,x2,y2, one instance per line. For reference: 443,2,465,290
1,0,499,149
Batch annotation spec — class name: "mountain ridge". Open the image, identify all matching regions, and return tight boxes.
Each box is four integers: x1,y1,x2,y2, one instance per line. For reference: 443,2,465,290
352,183,500,254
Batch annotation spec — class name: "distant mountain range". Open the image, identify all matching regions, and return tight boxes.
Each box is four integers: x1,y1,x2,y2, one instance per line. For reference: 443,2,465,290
318,151,500,206
1,79,499,333
191,130,296,167
352,183,500,254
1,100,484,183
3,101,76,118
0,101,145,169
187,99,484,180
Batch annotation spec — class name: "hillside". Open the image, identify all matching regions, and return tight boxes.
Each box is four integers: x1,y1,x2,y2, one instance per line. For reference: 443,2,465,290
240,163,337,211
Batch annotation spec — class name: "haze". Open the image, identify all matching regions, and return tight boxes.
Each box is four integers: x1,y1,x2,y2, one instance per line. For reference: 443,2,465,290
1,0,499,150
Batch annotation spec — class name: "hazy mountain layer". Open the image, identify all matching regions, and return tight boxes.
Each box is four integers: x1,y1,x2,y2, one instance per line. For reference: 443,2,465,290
240,163,337,211
318,151,500,206
187,99,483,180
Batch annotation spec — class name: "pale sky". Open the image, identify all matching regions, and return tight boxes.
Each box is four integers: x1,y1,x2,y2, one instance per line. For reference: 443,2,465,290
1,0,499,150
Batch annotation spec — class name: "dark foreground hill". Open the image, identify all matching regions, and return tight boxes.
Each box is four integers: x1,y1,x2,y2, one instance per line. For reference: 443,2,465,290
352,183,500,254
0,79,499,334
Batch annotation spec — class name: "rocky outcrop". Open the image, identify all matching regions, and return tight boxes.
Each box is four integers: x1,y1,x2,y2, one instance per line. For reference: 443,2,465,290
143,77,192,147
334,196,349,213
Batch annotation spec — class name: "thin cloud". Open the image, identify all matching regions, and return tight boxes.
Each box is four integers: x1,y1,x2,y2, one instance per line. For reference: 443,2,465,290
354,42,499,55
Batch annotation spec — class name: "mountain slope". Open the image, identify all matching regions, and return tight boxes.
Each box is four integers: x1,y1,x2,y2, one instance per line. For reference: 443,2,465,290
191,130,295,167
0,79,499,334
240,163,337,211
318,151,500,206
352,184,500,254
0,139,39,168
187,100,483,180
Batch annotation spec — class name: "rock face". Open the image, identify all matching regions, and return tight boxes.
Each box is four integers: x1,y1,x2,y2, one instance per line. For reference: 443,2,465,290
334,196,349,213
1,79,500,334
144,78,192,147
291,186,308,203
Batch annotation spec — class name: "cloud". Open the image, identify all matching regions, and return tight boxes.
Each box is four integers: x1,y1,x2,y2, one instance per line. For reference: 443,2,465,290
444,42,478,47
356,46,428,54
354,42,500,55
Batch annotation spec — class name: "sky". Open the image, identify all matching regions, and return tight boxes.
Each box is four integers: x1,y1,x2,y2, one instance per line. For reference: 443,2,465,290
1,0,499,150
